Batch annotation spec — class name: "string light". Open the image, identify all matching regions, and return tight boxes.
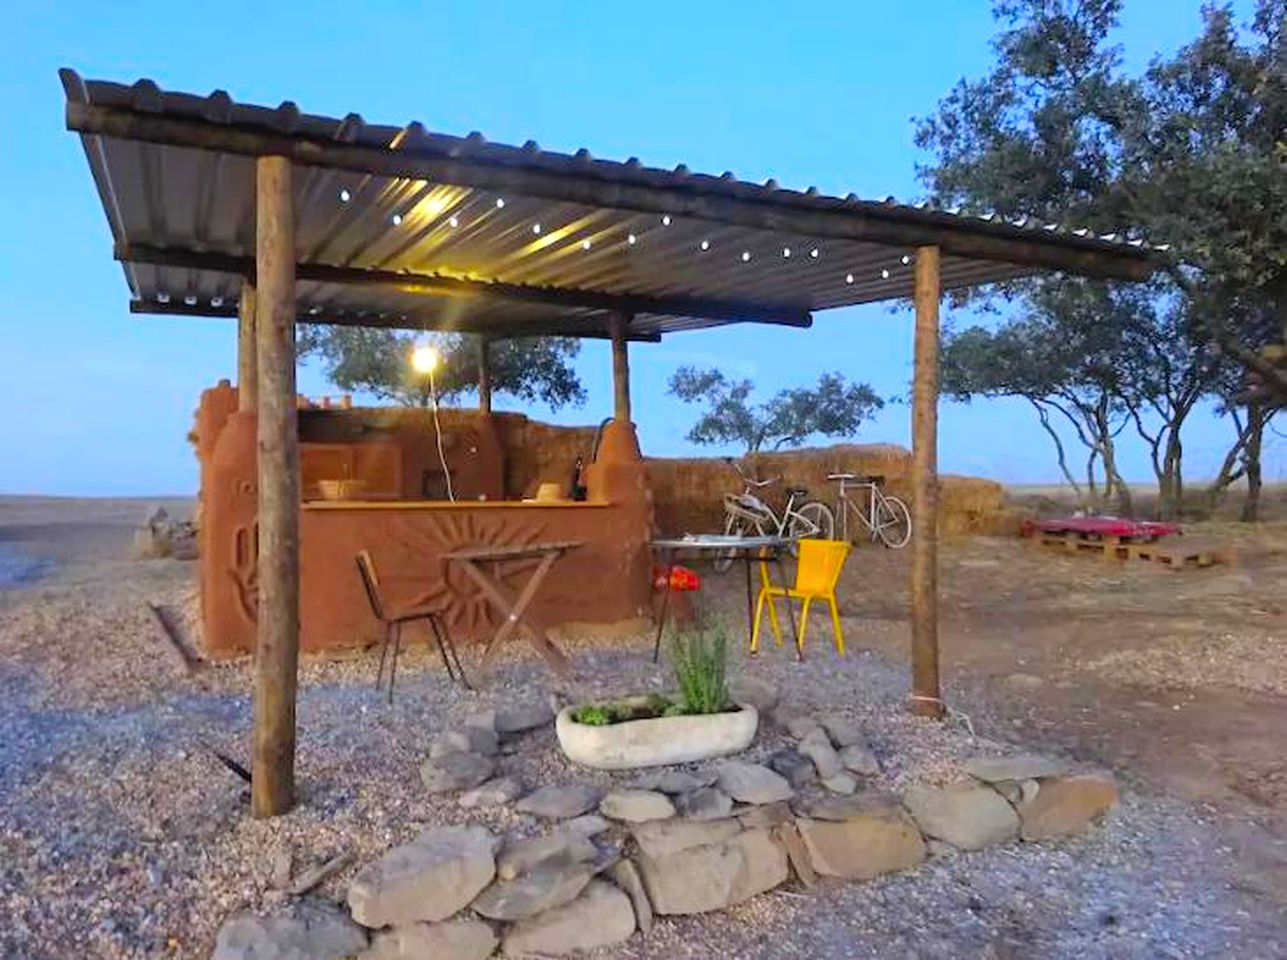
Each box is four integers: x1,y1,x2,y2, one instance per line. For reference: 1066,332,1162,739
661,215,672,226
627,233,637,245
338,188,351,203
532,223,542,234
184,294,197,306
700,240,710,251
581,239,592,250
810,247,820,259
783,247,791,258
210,296,224,307
448,216,459,227
901,254,912,265
845,273,854,284
495,198,506,208
391,213,403,225
881,268,891,279
741,251,751,262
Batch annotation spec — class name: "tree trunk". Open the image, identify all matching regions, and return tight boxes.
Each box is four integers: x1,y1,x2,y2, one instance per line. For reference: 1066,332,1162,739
1240,400,1264,523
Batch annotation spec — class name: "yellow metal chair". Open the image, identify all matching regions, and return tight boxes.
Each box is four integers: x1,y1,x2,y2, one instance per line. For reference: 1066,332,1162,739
751,538,850,657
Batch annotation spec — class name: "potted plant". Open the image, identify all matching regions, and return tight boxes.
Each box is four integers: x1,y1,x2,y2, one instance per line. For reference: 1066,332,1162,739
555,625,759,769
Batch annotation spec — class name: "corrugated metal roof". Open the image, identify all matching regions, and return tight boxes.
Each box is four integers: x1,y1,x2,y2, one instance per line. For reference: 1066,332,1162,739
61,70,1156,339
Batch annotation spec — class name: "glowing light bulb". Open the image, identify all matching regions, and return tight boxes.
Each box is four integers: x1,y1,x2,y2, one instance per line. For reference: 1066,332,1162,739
581,239,592,250
338,188,351,203
901,254,912,265
532,223,542,234
741,251,751,262
448,216,459,227
411,344,440,374
783,247,791,258
810,247,820,259
661,214,672,226
495,198,506,208
881,269,891,279
700,239,710,251
627,233,637,245
845,273,854,284
391,213,403,225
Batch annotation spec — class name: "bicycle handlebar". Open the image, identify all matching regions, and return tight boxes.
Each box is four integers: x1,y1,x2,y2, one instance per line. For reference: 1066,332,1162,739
727,458,779,488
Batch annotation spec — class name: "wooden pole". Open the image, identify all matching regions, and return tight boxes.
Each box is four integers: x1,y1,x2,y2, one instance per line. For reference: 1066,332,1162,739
909,245,944,720
237,281,258,411
252,154,300,817
478,337,492,414
610,314,632,423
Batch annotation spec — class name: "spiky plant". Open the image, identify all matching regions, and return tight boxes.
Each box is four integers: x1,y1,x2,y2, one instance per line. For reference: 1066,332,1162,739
668,624,732,715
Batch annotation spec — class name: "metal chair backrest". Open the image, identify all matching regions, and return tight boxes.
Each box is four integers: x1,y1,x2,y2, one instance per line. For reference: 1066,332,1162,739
794,538,850,595
355,550,386,622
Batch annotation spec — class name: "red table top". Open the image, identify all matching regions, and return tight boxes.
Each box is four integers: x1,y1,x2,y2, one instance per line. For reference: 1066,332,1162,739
1027,516,1181,538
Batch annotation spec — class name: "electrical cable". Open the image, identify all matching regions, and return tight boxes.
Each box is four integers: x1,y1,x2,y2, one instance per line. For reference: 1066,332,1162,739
428,364,456,502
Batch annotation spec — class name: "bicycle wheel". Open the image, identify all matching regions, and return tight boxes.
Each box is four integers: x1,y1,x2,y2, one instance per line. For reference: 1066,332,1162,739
713,513,746,573
873,495,911,548
786,501,835,555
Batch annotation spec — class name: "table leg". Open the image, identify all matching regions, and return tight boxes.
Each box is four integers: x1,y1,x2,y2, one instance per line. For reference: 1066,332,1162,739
652,548,674,663
459,552,573,678
769,551,800,658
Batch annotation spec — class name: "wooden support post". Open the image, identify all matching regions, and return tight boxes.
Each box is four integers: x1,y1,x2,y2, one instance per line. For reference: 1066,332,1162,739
909,245,944,720
237,281,258,411
478,337,492,414
610,313,632,423
251,154,300,817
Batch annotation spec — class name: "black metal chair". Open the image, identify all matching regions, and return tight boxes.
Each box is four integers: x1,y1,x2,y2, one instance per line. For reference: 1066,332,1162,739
355,550,469,700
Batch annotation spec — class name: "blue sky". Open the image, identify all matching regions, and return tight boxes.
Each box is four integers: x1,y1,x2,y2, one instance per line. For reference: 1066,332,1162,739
2,0,1279,495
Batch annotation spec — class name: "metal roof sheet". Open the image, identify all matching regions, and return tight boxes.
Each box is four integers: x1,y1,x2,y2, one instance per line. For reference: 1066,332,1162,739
61,70,1155,338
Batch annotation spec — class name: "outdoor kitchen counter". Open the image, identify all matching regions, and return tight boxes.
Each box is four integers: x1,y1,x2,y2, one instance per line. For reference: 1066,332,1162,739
303,499,611,509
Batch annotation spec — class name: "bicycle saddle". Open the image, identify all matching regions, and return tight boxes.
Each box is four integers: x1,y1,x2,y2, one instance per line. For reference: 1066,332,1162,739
786,486,809,497
829,472,884,484
827,472,857,480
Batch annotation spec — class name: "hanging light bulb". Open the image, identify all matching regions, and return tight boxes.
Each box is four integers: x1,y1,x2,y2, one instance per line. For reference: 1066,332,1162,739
741,251,751,262
495,197,506,208
448,215,459,228
582,239,593,250
845,273,854,284
627,233,638,245
901,254,912,265
411,343,440,374
881,268,891,279
700,239,710,251
338,188,351,203
532,223,542,234
661,214,672,226
391,213,403,225
783,247,792,258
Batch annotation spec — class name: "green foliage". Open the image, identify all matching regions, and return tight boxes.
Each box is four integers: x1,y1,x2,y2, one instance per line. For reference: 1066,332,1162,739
667,624,732,716
917,0,1284,516
570,704,613,726
669,367,883,454
297,326,586,410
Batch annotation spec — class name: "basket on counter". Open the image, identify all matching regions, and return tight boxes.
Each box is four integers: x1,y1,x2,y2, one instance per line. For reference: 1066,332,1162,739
316,478,367,501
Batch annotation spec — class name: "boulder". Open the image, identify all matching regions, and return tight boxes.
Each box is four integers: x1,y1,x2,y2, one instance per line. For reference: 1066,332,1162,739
768,749,817,789
673,787,733,822
609,859,653,935
821,717,868,748
464,708,497,732
783,714,823,740
729,675,779,713
431,727,498,758
213,900,367,960
516,784,603,820
347,825,496,928
420,753,496,794
635,828,788,915
472,862,595,921
821,772,859,795
716,762,793,805
630,818,742,859
599,789,675,823
496,702,555,734
631,769,717,794
799,728,843,779
772,823,817,888
1018,773,1118,840
737,801,794,830
965,754,1067,784
459,776,523,809
501,880,635,956
794,790,902,823
796,802,926,880
903,783,1020,851
559,814,611,839
838,743,880,776
359,918,496,960
497,833,597,881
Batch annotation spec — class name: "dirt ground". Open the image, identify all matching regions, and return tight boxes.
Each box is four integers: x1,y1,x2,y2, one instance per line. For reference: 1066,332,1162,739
2,494,1285,958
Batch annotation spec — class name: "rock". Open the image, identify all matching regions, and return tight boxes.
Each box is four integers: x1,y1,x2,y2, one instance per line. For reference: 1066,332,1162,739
965,754,1068,784
799,728,843,779
1004,671,1046,690
821,717,868,748
516,784,603,820
796,799,926,879
716,761,793,805
419,753,496,794
347,825,496,928
609,860,653,934
631,769,717,794
794,790,902,823
1018,773,1118,840
599,789,675,823
926,838,958,859
472,862,595,921
729,675,779,712
559,814,611,839
464,708,497,732
360,918,496,960
993,778,1040,806
459,776,523,809
630,818,742,859
497,833,597,881
772,823,817,887
635,828,788,915
903,783,1020,851
737,801,794,830
501,880,635,956
838,743,880,776
214,900,368,960
769,749,817,789
431,727,498,758
821,772,859,795
673,787,733,821
784,714,823,740
269,849,293,889
496,701,555,734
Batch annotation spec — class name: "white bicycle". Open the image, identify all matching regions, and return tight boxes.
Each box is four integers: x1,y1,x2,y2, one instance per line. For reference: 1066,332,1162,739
714,459,835,572
828,472,912,549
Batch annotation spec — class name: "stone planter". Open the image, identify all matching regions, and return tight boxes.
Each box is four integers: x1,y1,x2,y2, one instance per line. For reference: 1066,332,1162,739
555,702,759,770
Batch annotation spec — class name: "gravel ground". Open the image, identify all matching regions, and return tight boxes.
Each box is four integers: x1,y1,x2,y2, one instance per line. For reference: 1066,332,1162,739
2,552,1284,960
